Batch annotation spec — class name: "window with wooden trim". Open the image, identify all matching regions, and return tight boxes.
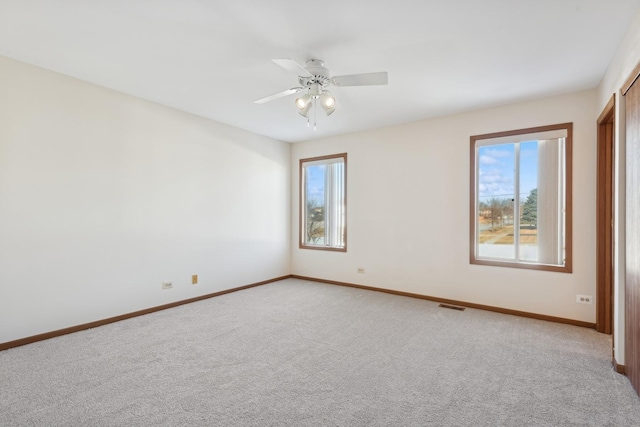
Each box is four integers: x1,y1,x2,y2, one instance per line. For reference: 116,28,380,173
300,153,347,251
470,123,572,272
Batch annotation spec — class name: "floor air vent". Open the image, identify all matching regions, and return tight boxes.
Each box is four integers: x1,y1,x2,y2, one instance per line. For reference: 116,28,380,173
439,303,465,311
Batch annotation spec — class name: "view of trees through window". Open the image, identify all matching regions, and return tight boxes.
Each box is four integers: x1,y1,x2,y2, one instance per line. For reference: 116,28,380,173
305,198,325,244
479,188,538,232
477,140,540,261
478,187,538,258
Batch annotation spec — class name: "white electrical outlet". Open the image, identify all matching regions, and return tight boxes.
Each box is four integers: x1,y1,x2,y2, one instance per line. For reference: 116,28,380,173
162,281,173,290
576,294,592,304
357,267,365,274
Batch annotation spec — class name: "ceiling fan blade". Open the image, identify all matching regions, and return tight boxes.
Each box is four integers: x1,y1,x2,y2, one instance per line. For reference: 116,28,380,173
272,59,313,77
331,71,388,87
254,87,303,104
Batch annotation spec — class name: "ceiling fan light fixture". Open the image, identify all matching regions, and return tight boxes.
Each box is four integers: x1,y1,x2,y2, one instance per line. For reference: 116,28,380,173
319,91,336,116
295,94,311,110
298,101,312,117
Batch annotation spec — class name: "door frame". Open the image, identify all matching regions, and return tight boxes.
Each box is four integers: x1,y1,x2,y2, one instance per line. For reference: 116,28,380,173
596,94,615,334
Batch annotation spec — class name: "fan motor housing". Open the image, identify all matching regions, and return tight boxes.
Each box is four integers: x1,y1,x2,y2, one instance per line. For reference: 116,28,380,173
299,59,331,91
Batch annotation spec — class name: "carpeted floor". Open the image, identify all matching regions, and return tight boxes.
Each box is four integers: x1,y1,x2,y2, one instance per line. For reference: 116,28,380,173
1,278,639,426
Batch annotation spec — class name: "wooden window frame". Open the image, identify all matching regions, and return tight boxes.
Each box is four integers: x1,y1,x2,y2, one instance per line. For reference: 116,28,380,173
469,123,573,273
299,153,347,252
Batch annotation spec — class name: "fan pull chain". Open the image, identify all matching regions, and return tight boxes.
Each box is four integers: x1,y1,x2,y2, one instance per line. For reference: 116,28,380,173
309,89,313,128
314,97,317,130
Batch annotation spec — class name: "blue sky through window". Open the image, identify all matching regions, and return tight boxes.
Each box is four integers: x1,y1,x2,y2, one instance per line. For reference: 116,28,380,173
478,141,538,202
306,165,325,203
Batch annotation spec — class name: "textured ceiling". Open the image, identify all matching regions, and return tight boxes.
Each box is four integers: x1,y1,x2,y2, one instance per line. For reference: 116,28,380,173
0,0,639,142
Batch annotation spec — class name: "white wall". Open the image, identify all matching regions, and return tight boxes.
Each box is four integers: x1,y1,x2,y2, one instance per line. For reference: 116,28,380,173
0,56,290,344
291,90,597,323
596,6,640,366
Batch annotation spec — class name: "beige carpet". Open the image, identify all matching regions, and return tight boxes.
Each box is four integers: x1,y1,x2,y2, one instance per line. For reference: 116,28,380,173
1,278,639,426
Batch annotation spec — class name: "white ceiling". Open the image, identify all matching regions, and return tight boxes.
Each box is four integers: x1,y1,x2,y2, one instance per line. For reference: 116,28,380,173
0,0,639,143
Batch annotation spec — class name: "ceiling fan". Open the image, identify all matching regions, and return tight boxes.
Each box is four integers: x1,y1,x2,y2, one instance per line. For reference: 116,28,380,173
254,58,388,126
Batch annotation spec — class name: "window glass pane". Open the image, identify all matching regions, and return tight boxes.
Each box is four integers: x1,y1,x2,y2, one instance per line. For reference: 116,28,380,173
519,141,538,262
305,164,326,245
477,144,515,260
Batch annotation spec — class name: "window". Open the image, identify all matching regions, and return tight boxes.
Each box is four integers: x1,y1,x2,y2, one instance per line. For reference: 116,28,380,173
300,153,347,251
470,123,572,272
